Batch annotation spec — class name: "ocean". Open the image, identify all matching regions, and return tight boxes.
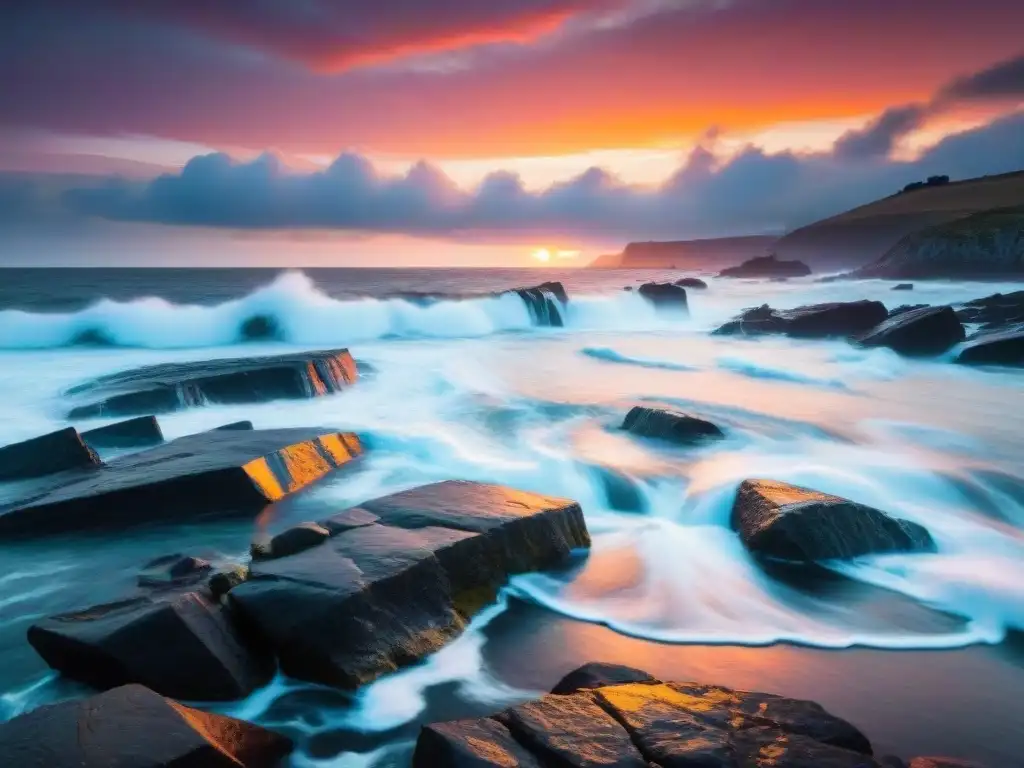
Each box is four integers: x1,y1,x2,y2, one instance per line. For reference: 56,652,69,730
1,267,1023,766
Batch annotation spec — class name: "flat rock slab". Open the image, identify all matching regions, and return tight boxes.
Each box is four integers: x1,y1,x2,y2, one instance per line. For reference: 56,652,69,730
416,664,881,767
732,479,935,562
0,427,100,482
66,348,358,418
955,326,1024,367
0,684,292,767
622,406,724,445
228,480,589,689
0,428,363,538
715,300,888,338
82,415,165,449
28,590,272,701
857,305,965,356
719,255,811,278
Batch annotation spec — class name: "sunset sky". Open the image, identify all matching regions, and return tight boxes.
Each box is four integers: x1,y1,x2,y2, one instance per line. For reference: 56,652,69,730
1,0,1023,265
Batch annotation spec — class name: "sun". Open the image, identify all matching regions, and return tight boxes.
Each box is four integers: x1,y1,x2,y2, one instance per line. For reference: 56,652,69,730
532,248,552,263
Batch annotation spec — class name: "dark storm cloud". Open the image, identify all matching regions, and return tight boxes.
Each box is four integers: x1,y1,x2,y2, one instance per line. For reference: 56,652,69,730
2,0,1024,157
832,105,931,160
31,0,623,71
55,112,1024,240
938,53,1024,102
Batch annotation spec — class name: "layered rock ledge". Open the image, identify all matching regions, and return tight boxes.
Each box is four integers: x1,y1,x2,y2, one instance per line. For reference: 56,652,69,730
228,480,590,689
66,348,358,418
0,427,363,538
0,684,292,767
415,663,880,767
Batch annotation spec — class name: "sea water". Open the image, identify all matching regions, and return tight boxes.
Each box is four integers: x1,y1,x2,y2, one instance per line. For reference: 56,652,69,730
0,267,1022,765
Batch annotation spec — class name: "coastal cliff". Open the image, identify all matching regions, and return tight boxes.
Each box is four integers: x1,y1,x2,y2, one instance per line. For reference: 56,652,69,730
591,236,776,269
772,171,1024,271
850,207,1024,279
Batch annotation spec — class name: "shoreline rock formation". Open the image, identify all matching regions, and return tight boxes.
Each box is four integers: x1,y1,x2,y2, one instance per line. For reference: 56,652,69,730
719,254,812,279
66,348,359,418
414,663,973,768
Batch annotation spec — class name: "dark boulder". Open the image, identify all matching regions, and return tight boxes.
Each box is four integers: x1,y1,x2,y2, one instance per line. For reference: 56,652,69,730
719,254,812,279
229,481,590,688
416,667,880,767
213,420,255,431
638,282,689,310
956,290,1024,331
138,554,212,588
81,415,164,449
66,348,358,418
955,326,1024,367
714,300,888,339
252,521,331,560
0,427,100,482
28,591,273,700
0,428,363,538
674,277,708,289
622,406,724,445
731,479,935,562
514,282,568,327
0,684,292,767
550,662,657,694
893,283,914,291
889,304,929,318
209,565,249,599
856,305,965,356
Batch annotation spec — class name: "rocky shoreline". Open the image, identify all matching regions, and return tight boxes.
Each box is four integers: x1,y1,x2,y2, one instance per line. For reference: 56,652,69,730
0,279,1018,765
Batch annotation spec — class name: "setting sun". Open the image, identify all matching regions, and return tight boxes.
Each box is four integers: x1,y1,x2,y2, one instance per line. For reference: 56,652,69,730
532,248,552,263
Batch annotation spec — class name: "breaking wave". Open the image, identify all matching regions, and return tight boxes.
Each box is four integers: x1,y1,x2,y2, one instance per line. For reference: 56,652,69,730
0,271,683,350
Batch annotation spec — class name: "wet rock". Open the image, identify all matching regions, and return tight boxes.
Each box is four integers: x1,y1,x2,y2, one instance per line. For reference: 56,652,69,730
719,254,812,279
0,684,292,767
674,277,708,289
0,428,363,538
638,282,689,309
229,480,589,688
416,718,544,767
714,300,888,339
138,553,212,588
731,479,935,562
856,305,965,356
893,283,914,291
416,667,880,768
550,662,657,694
497,690,648,767
239,314,280,341
514,281,568,327
66,348,358,418
253,521,331,560
889,304,929,318
319,506,380,535
622,406,724,445
955,326,1024,367
956,290,1024,331
213,420,255,431
0,427,101,482
908,759,987,768
81,415,165,449
210,564,249,598
28,591,273,700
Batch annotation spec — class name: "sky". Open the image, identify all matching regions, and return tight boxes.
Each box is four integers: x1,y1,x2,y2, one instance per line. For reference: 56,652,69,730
1,0,1023,266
